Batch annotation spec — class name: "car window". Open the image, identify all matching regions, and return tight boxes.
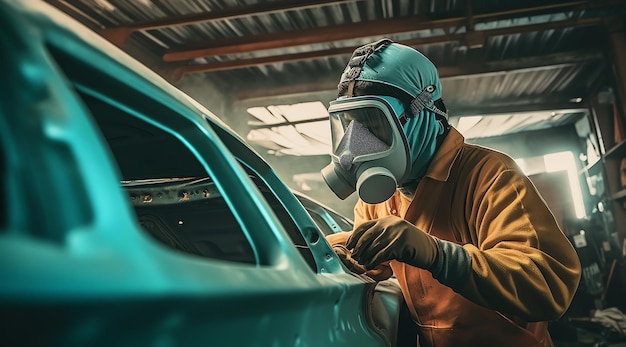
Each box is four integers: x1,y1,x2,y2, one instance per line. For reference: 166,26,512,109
83,91,260,265
307,211,336,236
45,45,318,271
294,193,354,235
326,209,353,231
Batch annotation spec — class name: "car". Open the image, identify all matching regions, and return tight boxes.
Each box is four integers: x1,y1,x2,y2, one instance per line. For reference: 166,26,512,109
0,1,412,346
293,191,354,236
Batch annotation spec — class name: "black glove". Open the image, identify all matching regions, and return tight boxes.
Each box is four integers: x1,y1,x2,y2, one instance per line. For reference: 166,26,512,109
347,215,471,288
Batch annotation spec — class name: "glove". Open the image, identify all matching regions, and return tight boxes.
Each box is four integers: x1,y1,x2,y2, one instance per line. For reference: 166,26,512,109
332,244,367,274
347,215,472,289
333,244,394,280
347,215,439,270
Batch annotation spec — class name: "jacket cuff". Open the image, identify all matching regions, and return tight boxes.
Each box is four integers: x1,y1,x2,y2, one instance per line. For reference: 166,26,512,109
430,239,472,290
325,231,352,247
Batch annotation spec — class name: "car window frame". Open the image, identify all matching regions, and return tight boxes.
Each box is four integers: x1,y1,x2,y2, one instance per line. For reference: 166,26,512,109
42,33,348,274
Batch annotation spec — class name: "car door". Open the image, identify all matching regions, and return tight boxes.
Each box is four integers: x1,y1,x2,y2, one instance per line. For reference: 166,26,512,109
0,1,407,346
210,121,410,347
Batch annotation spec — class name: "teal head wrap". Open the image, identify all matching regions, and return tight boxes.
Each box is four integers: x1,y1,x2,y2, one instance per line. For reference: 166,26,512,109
378,96,444,180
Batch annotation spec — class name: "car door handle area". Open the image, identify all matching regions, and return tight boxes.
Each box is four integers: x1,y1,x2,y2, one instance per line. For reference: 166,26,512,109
367,278,418,347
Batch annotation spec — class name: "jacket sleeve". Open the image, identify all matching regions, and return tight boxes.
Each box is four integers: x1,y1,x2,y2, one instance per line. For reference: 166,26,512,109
325,200,370,246
457,169,582,321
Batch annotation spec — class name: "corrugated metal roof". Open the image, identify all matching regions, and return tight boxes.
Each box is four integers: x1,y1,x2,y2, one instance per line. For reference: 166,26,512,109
45,0,625,149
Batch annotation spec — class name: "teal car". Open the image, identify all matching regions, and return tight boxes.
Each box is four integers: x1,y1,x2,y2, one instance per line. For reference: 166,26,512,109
0,1,411,346
292,191,354,237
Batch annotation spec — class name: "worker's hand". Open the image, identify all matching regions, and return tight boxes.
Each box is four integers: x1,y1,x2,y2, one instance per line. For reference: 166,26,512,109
332,244,394,280
332,244,367,274
347,215,439,270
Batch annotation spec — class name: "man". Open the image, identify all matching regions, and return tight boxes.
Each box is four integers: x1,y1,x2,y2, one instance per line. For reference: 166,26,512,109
321,39,582,346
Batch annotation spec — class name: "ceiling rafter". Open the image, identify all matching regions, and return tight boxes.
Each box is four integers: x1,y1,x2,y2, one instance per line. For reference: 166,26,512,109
168,16,602,79
160,0,614,62
232,49,603,100
163,14,463,62
95,0,596,47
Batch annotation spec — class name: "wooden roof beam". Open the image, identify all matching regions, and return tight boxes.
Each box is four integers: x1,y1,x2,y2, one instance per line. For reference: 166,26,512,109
162,2,614,62
168,17,602,79
231,50,603,100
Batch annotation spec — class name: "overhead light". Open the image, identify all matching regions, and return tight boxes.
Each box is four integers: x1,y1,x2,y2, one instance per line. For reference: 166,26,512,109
94,0,116,11
569,97,583,103
544,151,586,218
456,116,483,133
246,101,330,156
299,182,313,191
247,106,282,124
295,121,330,145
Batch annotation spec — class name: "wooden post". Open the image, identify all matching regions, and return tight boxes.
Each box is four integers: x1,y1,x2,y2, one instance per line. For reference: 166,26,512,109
605,16,626,140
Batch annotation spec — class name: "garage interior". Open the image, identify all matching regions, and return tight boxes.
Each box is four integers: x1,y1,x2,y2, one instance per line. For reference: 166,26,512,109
46,0,626,345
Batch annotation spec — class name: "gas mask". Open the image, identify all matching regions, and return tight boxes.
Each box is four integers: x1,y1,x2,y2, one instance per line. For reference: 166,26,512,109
322,38,448,204
321,95,411,204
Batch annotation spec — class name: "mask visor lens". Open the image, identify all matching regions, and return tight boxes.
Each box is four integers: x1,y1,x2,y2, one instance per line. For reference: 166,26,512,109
329,106,393,154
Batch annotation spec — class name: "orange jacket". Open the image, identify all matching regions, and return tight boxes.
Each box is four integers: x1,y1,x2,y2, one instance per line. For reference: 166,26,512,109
327,127,581,347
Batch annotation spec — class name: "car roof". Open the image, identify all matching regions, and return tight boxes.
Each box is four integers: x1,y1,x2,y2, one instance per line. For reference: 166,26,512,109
8,0,239,141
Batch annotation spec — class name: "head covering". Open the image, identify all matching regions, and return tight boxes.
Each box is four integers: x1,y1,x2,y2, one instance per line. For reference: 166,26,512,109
339,40,446,180
340,42,443,110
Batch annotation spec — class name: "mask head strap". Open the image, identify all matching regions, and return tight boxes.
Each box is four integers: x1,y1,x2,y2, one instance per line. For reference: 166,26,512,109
340,39,449,122
398,84,449,125
341,39,393,96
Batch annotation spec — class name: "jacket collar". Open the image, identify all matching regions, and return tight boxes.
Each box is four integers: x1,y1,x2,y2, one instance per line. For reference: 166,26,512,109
423,126,464,182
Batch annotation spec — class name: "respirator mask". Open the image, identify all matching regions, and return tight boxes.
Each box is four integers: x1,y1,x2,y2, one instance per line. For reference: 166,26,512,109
321,95,411,204
321,38,448,204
